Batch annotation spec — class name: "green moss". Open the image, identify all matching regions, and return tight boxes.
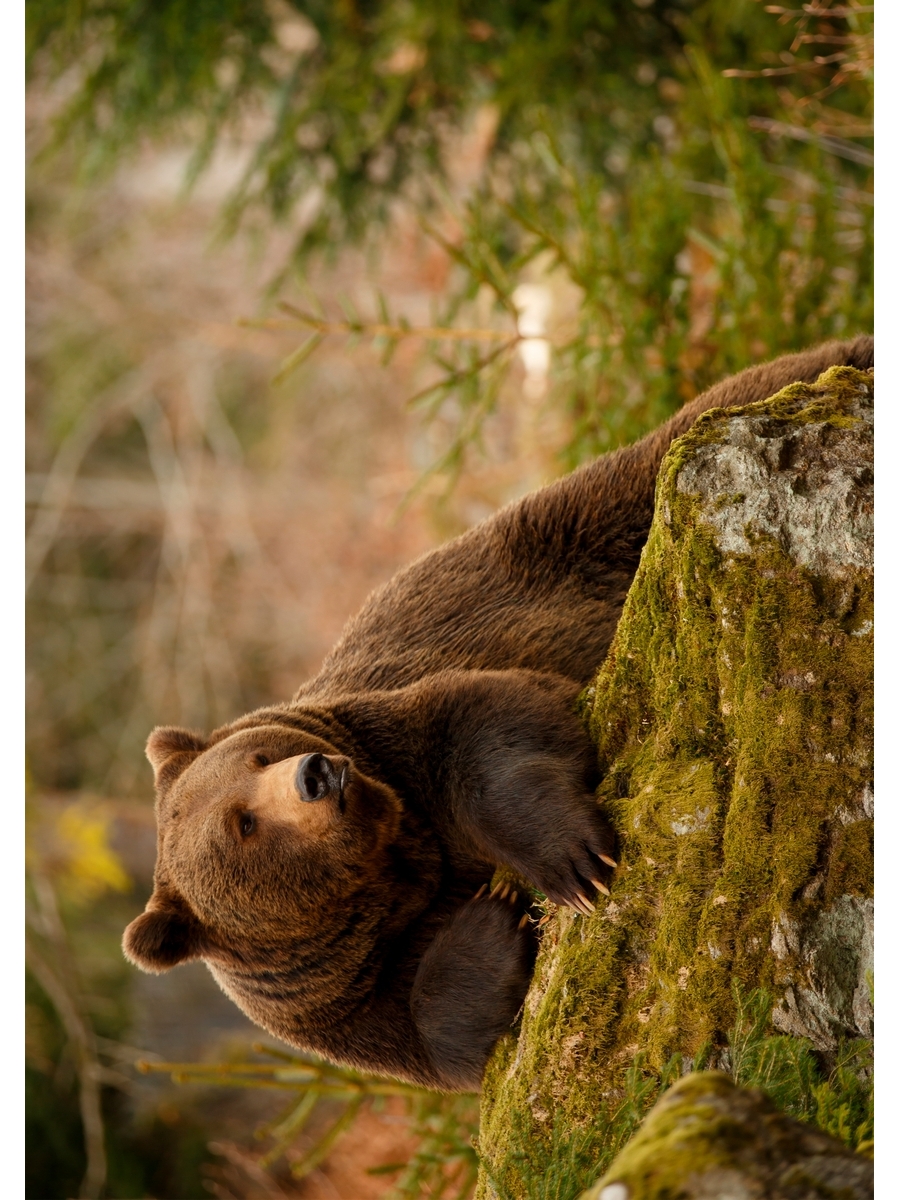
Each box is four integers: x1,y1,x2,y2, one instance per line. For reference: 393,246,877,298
585,1073,755,1198
825,822,874,905
476,369,873,1199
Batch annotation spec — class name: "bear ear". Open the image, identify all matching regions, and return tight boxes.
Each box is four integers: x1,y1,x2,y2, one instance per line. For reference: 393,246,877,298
146,726,207,791
123,892,206,973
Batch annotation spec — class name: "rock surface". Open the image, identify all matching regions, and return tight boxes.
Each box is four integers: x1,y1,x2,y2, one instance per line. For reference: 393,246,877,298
580,1072,873,1200
475,367,874,1199
674,395,873,578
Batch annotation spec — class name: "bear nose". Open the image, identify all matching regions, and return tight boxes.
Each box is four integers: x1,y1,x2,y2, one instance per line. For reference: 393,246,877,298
295,753,336,802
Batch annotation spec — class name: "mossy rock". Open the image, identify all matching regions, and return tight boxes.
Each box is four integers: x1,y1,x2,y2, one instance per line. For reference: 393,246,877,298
476,367,873,1199
580,1071,873,1200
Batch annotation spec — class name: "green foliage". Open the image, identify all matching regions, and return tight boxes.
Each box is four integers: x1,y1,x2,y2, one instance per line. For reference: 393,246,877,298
725,983,872,1138
29,1,873,473
26,974,86,1200
482,1109,613,1200
370,61,871,470
142,1042,682,1200
728,984,873,1156
27,1,871,240
321,25,869,477
27,1,686,232
728,983,820,1115
28,0,275,169
813,1039,874,1156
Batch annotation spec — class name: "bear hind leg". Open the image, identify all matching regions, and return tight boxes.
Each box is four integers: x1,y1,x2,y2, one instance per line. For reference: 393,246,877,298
410,886,537,1090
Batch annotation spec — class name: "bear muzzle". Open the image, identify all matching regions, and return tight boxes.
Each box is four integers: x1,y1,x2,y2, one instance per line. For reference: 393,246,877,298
250,753,351,833
295,752,350,807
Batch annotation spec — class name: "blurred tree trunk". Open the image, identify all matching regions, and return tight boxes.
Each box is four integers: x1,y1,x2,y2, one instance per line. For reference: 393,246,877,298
476,367,874,1200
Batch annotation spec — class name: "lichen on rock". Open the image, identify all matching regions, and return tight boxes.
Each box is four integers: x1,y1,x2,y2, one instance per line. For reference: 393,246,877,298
674,384,873,577
475,367,873,1199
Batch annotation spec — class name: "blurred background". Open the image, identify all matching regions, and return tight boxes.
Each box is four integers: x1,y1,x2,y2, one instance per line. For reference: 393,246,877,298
25,2,872,1196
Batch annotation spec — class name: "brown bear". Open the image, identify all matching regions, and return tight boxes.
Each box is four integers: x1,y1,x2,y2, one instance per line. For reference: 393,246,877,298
124,336,873,1091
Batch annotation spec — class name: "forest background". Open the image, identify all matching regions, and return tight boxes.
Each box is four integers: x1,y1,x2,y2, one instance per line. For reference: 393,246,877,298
24,2,873,1197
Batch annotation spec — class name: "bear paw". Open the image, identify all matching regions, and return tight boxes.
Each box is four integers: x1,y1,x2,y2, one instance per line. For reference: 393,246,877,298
521,804,618,915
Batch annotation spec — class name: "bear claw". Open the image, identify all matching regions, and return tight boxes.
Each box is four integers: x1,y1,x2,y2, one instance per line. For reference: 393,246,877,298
476,881,524,908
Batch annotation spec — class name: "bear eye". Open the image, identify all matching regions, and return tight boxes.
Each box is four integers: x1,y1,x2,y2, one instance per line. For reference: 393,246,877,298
255,754,270,767
240,813,256,838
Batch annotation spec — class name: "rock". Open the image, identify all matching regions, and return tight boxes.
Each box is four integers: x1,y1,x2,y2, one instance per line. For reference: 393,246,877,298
674,391,873,578
476,368,873,1199
580,1071,872,1200
771,895,873,1049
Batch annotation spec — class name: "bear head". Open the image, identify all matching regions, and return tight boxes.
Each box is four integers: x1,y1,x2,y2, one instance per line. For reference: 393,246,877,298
122,711,437,1033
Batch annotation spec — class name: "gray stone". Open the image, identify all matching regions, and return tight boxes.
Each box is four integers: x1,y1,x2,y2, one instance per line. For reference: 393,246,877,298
772,896,874,1048
676,383,873,578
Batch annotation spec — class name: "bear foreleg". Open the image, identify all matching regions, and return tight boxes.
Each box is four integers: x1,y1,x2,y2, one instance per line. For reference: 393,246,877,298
427,669,616,910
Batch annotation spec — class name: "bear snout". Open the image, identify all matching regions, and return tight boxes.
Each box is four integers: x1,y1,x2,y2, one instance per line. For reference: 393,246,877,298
296,752,348,804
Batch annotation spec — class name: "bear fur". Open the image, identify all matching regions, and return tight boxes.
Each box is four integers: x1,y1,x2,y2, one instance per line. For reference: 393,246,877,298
124,336,874,1091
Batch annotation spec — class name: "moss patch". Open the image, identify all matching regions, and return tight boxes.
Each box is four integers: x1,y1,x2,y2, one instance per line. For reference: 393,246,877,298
476,368,873,1199
580,1070,872,1200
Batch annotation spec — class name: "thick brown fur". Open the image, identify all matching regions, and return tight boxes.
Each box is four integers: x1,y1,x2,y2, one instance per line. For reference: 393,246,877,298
124,336,874,1090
